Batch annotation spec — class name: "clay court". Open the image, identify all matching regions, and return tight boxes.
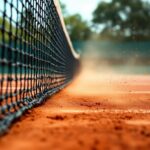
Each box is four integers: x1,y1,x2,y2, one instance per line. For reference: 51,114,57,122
0,68,150,150
0,0,150,149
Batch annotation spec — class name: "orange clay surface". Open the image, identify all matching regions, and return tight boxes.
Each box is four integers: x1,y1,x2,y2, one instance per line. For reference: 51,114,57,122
0,69,150,150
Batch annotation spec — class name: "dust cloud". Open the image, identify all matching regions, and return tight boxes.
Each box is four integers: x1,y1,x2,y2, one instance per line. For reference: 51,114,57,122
78,41,150,75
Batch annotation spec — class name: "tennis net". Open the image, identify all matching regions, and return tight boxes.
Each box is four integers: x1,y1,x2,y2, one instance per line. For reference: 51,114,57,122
0,0,80,134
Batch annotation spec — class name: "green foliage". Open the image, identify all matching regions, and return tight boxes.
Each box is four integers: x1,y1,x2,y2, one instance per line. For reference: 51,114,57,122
92,0,150,41
65,14,91,41
0,2,92,43
60,2,91,41
0,7,35,44
0,17,16,42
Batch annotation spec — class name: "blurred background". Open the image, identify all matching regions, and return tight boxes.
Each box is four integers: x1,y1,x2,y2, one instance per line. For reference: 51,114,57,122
0,0,150,74
60,0,150,74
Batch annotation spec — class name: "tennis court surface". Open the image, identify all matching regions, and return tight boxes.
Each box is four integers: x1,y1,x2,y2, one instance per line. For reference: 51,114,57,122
0,69,150,150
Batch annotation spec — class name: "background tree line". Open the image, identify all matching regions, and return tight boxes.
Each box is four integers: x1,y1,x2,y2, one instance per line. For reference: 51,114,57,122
60,3,91,41
1,0,150,42
62,0,150,41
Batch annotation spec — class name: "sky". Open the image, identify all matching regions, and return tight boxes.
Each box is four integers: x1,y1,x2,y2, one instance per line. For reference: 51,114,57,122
60,0,150,22
60,0,103,22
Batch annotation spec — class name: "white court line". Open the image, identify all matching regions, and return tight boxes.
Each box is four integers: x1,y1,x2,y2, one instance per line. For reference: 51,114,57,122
50,109,150,114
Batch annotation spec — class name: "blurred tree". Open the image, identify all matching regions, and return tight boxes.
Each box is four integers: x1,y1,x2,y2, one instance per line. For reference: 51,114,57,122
60,2,91,41
65,14,91,41
0,17,16,42
92,0,150,41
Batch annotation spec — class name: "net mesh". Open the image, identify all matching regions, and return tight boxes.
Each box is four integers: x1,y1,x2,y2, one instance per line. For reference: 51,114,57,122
0,0,79,134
